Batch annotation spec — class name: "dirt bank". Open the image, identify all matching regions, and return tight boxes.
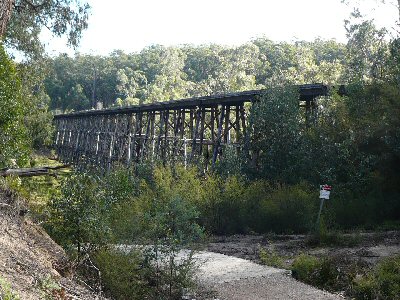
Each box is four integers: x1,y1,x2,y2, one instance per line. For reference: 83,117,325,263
0,188,101,299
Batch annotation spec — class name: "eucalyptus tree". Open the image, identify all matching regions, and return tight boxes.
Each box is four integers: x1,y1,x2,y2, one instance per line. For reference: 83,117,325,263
116,68,148,105
344,19,390,83
1,0,90,59
138,45,190,102
342,0,400,25
0,44,29,167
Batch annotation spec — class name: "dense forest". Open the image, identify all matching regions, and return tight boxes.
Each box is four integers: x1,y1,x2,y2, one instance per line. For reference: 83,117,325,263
44,39,346,110
1,0,400,299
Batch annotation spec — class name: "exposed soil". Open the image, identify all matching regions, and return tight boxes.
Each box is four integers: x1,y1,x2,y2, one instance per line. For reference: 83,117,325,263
0,188,102,299
191,251,341,300
206,232,400,266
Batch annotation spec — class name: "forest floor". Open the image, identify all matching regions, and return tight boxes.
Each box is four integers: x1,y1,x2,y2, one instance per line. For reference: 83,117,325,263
206,231,400,265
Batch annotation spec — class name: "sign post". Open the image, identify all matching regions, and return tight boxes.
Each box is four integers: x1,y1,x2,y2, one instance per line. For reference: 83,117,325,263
316,184,331,231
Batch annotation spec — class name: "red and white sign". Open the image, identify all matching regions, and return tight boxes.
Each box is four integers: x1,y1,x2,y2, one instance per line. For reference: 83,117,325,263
319,184,332,199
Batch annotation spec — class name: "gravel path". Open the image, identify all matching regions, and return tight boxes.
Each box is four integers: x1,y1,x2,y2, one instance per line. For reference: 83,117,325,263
193,251,342,300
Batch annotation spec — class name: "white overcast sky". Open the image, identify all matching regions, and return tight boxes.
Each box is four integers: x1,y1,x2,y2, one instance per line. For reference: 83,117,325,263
41,0,398,56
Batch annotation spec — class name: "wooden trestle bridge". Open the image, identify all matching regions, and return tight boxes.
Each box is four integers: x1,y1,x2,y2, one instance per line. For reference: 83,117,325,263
53,84,329,170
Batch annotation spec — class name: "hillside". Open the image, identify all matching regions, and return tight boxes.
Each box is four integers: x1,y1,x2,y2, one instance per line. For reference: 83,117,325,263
0,188,101,300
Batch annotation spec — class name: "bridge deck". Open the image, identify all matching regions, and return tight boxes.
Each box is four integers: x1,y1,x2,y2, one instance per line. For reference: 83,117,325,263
54,84,328,119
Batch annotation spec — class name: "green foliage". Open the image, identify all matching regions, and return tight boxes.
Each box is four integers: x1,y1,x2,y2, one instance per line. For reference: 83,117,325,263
47,172,111,254
95,246,198,300
292,254,339,290
259,248,286,268
109,166,204,299
249,88,301,181
45,166,204,299
94,249,149,300
25,106,54,148
257,183,316,233
135,196,202,299
292,254,322,282
293,253,400,299
4,0,90,59
0,276,20,300
198,174,247,234
307,225,362,247
199,179,315,235
37,275,67,300
44,39,347,110
345,19,390,83
353,255,400,300
0,43,29,168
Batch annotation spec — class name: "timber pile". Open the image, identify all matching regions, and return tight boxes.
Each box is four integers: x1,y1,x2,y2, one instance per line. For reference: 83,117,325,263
0,165,70,177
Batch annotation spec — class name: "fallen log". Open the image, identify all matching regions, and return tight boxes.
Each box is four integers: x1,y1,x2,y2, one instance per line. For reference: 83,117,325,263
0,165,70,177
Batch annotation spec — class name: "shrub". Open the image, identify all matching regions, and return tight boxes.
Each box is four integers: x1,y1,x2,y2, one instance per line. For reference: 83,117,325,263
0,276,20,300
198,175,248,234
292,254,322,283
257,182,316,233
133,194,204,299
47,166,205,299
292,254,339,290
94,249,149,300
353,255,400,300
259,248,286,268
94,184,204,299
47,172,112,255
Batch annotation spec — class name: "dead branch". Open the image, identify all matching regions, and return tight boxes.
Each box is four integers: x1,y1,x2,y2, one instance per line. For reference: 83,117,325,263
0,165,70,177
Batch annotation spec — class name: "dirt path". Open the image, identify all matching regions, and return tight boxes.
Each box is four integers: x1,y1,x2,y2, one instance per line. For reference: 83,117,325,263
193,251,341,300
197,233,400,299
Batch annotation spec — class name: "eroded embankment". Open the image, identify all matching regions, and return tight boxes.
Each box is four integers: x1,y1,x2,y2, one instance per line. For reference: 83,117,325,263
0,188,100,299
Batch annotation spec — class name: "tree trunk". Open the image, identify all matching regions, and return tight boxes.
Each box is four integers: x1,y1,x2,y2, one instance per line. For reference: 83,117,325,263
0,0,14,37
398,0,400,25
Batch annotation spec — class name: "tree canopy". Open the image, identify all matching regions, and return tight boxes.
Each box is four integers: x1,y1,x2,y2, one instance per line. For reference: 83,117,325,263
1,0,90,58
44,39,349,111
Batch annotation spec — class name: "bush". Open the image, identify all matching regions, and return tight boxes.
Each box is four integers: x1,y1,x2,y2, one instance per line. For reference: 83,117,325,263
353,255,400,300
47,172,112,255
46,166,204,299
94,249,149,300
259,248,286,268
292,254,322,283
257,182,316,233
292,254,339,290
133,193,204,299
0,276,20,300
198,174,247,234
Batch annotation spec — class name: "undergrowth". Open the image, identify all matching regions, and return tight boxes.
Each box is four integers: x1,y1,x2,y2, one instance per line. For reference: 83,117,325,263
292,254,400,300
259,248,287,269
0,276,20,300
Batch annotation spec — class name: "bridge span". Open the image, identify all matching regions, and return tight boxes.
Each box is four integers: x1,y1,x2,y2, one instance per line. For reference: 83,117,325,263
53,84,329,170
